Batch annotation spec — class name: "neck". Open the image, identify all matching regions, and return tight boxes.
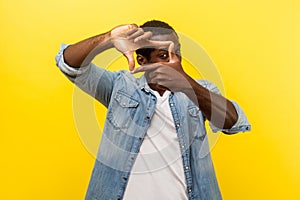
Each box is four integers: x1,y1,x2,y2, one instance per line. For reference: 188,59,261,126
148,83,167,96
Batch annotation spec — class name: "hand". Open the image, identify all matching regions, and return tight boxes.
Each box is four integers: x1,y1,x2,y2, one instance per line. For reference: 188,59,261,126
132,51,192,92
109,24,174,71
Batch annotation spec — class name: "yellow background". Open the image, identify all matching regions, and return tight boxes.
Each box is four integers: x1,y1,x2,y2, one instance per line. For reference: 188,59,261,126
1,0,300,199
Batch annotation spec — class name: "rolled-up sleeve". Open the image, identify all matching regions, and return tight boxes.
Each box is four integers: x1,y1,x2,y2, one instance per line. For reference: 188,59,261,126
55,44,90,77
197,80,251,134
55,44,117,107
209,100,251,133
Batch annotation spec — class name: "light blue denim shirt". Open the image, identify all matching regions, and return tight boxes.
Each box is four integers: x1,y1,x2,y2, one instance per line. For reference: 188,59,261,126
55,44,251,200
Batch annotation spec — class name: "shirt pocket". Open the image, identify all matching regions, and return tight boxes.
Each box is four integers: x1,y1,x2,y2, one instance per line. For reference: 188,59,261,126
107,90,140,129
188,106,206,141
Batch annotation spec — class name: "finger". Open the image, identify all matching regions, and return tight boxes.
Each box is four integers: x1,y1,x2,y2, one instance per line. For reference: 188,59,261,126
123,51,135,71
167,42,179,63
126,24,138,33
147,70,160,80
112,24,138,37
125,28,139,37
148,40,173,49
127,28,144,40
131,63,160,74
133,31,153,43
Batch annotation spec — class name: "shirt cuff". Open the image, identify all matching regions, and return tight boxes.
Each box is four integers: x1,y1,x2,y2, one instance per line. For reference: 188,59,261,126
209,100,251,134
55,43,90,76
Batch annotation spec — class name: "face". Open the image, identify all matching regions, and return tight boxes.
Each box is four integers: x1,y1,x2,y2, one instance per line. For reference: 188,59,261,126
136,33,182,94
137,32,182,64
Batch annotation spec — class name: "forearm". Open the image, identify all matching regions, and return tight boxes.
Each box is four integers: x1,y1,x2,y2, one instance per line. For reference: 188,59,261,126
63,32,113,68
183,76,238,129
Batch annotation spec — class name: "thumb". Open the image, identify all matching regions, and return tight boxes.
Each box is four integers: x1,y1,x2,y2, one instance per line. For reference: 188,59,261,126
123,51,135,71
168,42,179,63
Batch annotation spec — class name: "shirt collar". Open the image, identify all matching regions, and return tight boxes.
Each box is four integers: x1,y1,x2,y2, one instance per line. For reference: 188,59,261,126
138,75,152,94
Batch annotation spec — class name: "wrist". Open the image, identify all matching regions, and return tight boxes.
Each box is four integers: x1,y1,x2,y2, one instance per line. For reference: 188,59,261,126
105,31,114,49
95,31,114,50
181,75,198,95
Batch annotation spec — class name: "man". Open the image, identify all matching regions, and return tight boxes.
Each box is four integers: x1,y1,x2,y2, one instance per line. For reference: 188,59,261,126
55,20,251,200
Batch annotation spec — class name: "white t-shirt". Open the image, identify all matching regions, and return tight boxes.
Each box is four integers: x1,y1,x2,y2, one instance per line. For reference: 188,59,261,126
123,90,188,200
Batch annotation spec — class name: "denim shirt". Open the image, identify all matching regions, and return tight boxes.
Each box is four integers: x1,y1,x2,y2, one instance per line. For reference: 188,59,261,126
55,44,251,200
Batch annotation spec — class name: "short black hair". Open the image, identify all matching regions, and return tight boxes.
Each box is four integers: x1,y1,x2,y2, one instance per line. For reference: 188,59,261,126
140,20,176,36
136,20,176,60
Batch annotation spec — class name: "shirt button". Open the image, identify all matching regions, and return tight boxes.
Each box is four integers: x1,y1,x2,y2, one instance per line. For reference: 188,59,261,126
170,103,174,107
176,124,180,127
122,102,126,106
181,145,185,149
188,189,192,193
185,166,189,170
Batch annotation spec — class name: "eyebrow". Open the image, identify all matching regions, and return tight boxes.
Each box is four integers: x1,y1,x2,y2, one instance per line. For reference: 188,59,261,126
158,44,181,51
158,47,168,51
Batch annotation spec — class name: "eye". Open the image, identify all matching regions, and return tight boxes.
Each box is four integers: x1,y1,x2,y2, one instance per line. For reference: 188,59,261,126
159,53,168,59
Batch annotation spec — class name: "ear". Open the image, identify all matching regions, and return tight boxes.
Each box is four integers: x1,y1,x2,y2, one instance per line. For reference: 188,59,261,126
136,54,148,65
